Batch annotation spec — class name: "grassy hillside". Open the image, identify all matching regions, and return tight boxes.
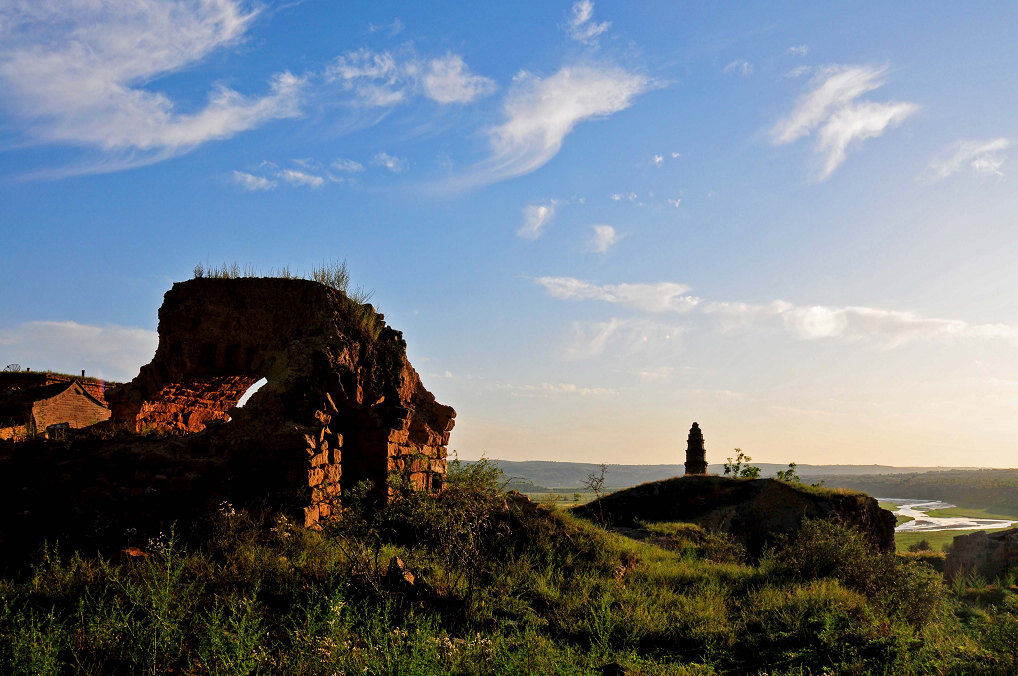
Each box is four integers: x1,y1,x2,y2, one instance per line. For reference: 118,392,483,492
1,461,1016,674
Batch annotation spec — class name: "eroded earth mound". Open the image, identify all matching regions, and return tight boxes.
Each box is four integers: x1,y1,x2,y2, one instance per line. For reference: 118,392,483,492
573,475,895,557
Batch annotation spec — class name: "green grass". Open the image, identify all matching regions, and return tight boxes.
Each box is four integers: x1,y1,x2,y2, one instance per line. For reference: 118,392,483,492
894,528,987,553
1,461,1017,674
926,506,1018,520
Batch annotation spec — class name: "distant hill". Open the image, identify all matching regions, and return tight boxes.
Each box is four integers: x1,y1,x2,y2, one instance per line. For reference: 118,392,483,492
476,459,994,491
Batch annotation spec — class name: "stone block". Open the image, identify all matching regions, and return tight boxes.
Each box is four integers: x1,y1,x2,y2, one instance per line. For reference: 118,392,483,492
307,468,325,486
324,464,341,483
303,504,320,527
309,451,329,468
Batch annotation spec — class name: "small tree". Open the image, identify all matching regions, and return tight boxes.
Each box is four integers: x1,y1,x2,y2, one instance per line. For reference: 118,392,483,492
775,462,801,483
723,449,761,478
584,463,610,525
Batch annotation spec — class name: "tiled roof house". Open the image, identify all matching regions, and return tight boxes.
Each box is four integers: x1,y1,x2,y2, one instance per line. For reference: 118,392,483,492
0,380,111,440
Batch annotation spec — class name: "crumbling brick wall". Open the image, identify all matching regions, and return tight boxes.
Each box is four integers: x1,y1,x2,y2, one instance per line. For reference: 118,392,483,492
108,277,455,527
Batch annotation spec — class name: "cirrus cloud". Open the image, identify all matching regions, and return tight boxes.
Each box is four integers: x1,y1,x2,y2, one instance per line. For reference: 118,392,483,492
771,64,918,179
450,64,652,189
929,138,1012,178
0,0,305,174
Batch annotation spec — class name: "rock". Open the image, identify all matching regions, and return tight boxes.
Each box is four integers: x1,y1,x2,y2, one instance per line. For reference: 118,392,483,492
573,475,895,557
944,528,1018,581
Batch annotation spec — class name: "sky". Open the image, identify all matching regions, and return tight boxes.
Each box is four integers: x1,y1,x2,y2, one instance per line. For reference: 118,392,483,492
2,1,1017,468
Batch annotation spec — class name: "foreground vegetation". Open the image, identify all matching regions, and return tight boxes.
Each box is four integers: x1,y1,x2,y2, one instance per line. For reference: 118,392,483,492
1,461,1017,674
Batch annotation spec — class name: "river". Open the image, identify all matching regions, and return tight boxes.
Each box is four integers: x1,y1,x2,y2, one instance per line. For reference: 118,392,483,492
880,498,1018,533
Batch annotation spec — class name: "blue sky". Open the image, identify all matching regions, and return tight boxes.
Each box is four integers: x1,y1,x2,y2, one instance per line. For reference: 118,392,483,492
2,1,1018,467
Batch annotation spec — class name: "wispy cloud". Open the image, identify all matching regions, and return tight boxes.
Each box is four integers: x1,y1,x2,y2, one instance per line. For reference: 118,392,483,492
723,60,754,76
564,318,684,359
229,159,346,191
423,54,498,103
787,44,809,57
452,64,651,189
782,305,1018,347
0,0,304,173
518,202,557,240
368,18,405,37
771,65,918,178
539,278,1018,354
611,192,638,201
231,170,277,191
499,381,618,397
373,152,408,173
536,277,700,313
929,138,1012,178
566,0,611,44
279,168,325,188
332,158,365,173
325,48,494,107
588,225,619,253
667,197,682,207
0,321,158,382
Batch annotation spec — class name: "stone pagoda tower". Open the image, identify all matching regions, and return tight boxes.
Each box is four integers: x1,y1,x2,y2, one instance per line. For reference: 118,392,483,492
684,422,708,476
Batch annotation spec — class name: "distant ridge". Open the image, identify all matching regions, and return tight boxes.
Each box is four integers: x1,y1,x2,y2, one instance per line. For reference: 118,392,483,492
476,459,993,491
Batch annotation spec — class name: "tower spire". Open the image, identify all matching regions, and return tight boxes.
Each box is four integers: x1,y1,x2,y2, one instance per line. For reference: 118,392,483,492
684,422,708,476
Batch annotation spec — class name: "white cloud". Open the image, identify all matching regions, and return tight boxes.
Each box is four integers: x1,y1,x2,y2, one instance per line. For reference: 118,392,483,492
816,101,918,178
326,47,493,107
782,305,1018,347
518,202,557,240
930,138,1012,178
652,154,664,166
784,65,812,79
611,192,638,201
422,54,496,104
279,168,325,188
540,276,1018,351
564,318,684,359
788,44,809,57
671,152,681,159
373,152,408,173
567,0,611,44
723,60,754,76
636,366,673,381
703,300,794,332
368,18,405,37
231,170,277,191
332,157,365,173
0,321,158,382
0,0,304,169
588,225,619,253
771,64,918,178
458,65,651,187
536,277,700,313
667,197,682,207
706,299,1018,347
500,382,618,397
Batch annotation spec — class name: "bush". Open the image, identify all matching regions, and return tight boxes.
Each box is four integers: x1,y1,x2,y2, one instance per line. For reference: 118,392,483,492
764,519,945,627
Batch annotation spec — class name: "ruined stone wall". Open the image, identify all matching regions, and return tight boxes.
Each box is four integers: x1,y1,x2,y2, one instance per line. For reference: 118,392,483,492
108,277,455,527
